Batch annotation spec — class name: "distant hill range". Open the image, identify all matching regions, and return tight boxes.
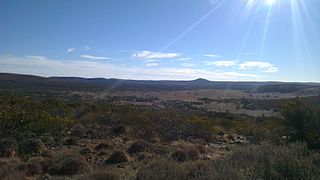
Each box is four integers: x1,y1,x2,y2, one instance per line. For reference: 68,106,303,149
0,73,319,93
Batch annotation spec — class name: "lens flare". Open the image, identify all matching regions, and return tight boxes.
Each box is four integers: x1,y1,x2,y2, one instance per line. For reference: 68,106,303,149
265,0,276,6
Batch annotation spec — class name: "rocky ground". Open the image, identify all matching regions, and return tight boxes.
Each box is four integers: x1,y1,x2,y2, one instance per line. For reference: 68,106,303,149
0,124,249,180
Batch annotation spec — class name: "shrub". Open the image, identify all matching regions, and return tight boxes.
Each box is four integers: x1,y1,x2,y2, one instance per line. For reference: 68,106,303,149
137,143,320,179
0,97,74,141
48,151,91,175
79,170,120,180
217,142,320,179
24,160,43,176
128,140,148,154
18,138,47,156
171,147,200,162
136,159,213,180
105,151,130,164
0,158,27,179
113,125,129,134
0,138,17,157
70,124,87,138
281,100,320,148
186,148,200,161
171,149,187,162
95,142,112,151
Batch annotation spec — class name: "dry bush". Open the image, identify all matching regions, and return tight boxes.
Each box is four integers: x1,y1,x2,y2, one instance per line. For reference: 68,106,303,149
0,158,27,180
137,142,320,180
0,138,17,157
171,149,187,162
128,140,148,154
105,151,130,164
113,125,129,135
79,146,94,156
79,170,120,180
95,142,112,151
24,160,42,176
63,137,78,146
171,146,200,162
136,159,213,180
150,137,161,144
18,138,46,157
70,124,87,138
48,151,91,175
186,148,200,161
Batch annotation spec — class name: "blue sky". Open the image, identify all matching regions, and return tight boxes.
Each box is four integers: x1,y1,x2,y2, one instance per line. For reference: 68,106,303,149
0,0,319,82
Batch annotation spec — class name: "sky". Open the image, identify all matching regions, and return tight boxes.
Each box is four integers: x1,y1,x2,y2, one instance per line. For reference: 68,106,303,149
0,0,319,82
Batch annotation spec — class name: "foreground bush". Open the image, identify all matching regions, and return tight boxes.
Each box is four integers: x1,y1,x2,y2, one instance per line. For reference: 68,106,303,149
105,151,131,164
0,96,74,141
136,142,320,180
282,100,320,148
48,151,91,175
79,170,120,180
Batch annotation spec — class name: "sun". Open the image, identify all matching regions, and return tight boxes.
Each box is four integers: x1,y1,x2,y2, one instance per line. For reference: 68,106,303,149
265,0,276,6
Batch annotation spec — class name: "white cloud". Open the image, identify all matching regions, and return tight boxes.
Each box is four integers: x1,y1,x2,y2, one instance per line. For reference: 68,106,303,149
182,63,196,67
0,55,263,81
80,55,111,60
66,48,76,53
203,54,220,58
145,59,158,63
132,50,180,59
178,57,192,61
207,60,236,67
146,63,159,67
239,61,278,73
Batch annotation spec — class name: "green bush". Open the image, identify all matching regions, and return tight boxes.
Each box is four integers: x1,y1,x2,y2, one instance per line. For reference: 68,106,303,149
0,96,74,141
282,99,320,148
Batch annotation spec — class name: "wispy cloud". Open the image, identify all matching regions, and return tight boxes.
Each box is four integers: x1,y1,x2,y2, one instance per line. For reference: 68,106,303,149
145,59,158,63
178,57,192,61
84,46,91,50
0,55,263,81
239,61,278,73
66,48,76,53
206,60,236,67
203,54,220,58
146,63,159,67
80,55,111,60
182,63,196,67
132,50,180,59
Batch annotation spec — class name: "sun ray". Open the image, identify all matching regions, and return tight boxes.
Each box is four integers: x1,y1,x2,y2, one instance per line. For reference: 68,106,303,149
259,4,273,59
160,0,227,52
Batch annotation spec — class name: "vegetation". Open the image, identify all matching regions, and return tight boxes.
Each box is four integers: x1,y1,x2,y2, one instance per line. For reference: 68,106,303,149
282,99,320,148
0,89,319,179
137,142,320,180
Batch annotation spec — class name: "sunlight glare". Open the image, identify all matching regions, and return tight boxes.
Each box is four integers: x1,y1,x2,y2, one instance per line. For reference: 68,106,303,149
265,0,276,6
